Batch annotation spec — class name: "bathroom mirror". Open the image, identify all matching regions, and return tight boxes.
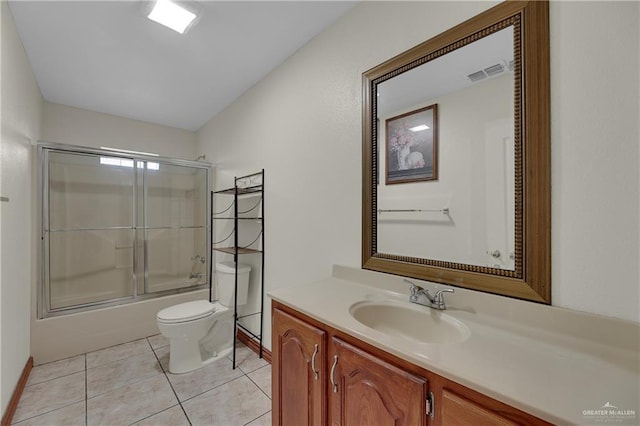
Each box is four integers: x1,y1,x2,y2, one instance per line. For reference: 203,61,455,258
362,1,551,303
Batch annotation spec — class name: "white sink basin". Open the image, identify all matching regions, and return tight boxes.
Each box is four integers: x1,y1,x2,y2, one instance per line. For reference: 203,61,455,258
349,301,470,344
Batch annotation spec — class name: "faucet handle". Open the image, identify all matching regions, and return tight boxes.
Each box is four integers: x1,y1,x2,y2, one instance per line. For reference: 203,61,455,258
433,288,454,309
404,279,423,295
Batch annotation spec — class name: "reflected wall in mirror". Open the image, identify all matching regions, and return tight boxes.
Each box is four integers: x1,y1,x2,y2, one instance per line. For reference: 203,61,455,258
363,1,550,303
378,25,515,270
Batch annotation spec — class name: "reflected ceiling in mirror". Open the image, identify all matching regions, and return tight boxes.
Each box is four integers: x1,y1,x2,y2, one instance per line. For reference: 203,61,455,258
377,27,514,118
362,1,550,304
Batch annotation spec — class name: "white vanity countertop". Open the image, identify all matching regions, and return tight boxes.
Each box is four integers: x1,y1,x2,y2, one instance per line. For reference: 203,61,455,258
268,266,640,425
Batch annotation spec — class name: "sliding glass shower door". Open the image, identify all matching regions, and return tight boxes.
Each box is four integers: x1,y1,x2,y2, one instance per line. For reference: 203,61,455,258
144,163,208,294
41,146,210,317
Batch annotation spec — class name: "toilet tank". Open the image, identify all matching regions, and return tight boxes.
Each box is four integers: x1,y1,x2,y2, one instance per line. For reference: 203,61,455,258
216,262,251,307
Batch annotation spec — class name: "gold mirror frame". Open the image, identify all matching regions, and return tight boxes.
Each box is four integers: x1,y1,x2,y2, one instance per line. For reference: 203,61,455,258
362,1,550,303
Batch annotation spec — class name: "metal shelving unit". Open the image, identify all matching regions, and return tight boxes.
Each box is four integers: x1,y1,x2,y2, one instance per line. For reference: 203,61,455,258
211,170,264,369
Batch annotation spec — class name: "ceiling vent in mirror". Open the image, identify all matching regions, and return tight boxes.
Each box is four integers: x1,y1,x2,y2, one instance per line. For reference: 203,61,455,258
467,70,487,82
484,63,505,76
468,59,514,83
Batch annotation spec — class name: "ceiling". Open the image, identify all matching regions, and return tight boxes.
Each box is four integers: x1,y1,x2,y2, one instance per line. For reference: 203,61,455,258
8,1,356,131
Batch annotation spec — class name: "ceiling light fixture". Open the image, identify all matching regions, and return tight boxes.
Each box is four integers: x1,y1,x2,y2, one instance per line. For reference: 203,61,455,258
145,0,200,34
409,124,430,132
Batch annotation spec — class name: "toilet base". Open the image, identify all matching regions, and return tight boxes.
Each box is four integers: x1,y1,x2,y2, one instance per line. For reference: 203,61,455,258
202,346,233,368
157,301,234,374
168,341,233,374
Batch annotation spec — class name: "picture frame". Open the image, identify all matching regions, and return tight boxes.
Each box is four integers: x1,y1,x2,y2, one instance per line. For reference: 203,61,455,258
385,104,438,185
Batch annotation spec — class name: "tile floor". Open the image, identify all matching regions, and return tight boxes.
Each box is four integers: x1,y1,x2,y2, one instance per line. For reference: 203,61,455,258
13,336,272,426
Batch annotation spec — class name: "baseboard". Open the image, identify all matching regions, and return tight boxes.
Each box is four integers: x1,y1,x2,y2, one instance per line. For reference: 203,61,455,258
1,356,33,426
237,329,272,364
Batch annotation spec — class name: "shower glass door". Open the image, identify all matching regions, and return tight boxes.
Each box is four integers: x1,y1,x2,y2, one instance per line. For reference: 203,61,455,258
143,163,208,294
41,146,210,317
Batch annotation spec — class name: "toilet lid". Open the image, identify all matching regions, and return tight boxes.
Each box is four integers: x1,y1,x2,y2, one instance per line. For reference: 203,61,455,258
157,300,215,323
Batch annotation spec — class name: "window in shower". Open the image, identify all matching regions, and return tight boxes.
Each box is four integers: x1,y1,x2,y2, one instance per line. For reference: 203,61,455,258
39,145,210,317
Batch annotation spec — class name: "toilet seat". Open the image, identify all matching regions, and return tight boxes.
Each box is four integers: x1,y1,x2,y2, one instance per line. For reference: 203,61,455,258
157,300,216,324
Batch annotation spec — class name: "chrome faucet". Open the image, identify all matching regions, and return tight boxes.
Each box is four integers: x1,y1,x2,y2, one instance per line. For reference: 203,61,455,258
406,279,454,310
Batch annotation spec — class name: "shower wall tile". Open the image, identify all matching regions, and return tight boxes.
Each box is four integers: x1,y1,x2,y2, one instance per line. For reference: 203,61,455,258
166,357,243,401
86,338,151,368
133,405,190,426
182,376,270,426
13,401,85,426
13,372,85,423
87,374,177,425
87,351,163,398
28,355,85,386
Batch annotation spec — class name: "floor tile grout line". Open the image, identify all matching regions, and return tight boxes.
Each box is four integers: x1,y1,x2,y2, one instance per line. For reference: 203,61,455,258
85,347,166,422
175,372,270,425
85,355,88,426
173,366,247,405
10,364,87,425
87,338,150,356
85,338,155,370
86,345,165,401
86,348,154,371
243,410,271,426
11,398,85,425
124,404,183,426
87,349,153,370
32,353,85,368
85,370,166,401
149,343,192,426
178,399,193,426
245,370,271,401
18,340,269,426
24,369,86,389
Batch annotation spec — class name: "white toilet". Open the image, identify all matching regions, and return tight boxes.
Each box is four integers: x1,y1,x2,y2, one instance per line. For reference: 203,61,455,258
157,262,251,374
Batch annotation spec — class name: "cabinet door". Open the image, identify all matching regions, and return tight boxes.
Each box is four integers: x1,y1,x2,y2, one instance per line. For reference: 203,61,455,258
441,389,516,426
440,388,549,426
329,337,428,426
273,308,326,426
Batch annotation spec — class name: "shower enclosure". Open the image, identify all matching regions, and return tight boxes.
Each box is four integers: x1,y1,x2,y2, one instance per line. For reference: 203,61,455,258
38,143,210,318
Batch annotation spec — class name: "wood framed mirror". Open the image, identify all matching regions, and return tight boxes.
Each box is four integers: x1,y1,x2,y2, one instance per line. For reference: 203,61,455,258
362,1,550,303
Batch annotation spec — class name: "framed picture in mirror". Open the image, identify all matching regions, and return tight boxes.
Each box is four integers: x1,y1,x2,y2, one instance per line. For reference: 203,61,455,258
385,104,438,185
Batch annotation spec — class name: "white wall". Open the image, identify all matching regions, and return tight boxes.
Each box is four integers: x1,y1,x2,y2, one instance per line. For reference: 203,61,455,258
197,1,501,351
197,0,640,354
550,1,639,321
42,101,197,160
0,1,43,415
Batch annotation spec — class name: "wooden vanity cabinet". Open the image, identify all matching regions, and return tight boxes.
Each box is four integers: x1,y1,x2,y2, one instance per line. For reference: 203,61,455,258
440,389,518,426
329,337,428,426
272,302,550,426
272,308,327,425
